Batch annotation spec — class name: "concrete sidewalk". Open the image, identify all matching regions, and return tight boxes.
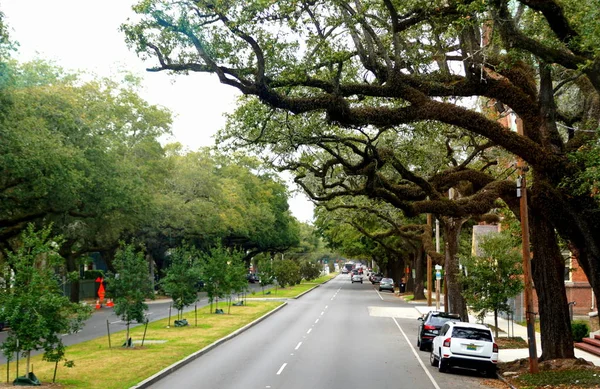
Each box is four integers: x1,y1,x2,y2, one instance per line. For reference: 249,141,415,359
412,304,600,366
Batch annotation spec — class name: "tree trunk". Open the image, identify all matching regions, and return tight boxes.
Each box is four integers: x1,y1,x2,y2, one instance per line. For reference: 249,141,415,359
494,309,499,338
529,202,575,360
443,217,468,321
25,351,31,375
414,248,426,300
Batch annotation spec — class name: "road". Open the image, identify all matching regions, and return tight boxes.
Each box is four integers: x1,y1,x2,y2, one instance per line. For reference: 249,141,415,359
145,275,497,389
0,283,266,364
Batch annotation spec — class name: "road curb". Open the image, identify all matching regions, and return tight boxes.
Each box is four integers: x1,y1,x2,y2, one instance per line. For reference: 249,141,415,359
496,373,518,389
129,302,288,389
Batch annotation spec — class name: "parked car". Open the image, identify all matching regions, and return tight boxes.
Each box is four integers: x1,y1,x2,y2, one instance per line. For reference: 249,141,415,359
341,267,349,274
417,311,461,351
246,273,260,283
430,321,498,377
369,273,383,283
351,273,363,283
378,278,394,292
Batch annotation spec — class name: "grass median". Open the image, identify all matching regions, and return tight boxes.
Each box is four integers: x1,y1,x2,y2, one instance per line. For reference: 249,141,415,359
0,301,283,389
250,273,338,299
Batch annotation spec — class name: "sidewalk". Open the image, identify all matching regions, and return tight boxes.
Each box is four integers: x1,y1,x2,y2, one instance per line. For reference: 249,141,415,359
412,304,600,366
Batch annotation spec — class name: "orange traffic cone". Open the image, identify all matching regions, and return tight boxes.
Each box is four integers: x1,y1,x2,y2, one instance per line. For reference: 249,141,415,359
95,299,101,309
106,299,114,307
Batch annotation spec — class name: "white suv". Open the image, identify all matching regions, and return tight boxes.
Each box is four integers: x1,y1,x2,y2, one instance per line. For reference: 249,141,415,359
430,321,498,377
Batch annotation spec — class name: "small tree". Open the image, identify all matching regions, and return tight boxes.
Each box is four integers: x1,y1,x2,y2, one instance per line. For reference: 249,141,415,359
160,246,201,320
273,259,301,288
107,243,154,346
257,258,275,294
0,224,92,384
460,230,524,337
224,252,248,313
300,260,321,281
200,244,229,313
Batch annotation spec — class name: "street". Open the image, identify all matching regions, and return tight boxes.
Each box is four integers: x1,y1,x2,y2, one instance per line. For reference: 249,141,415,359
143,275,497,389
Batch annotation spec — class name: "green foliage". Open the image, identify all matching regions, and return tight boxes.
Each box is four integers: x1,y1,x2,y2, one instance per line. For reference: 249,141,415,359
107,244,154,328
160,246,201,317
273,259,301,288
0,224,92,369
200,244,247,311
299,260,321,281
460,230,524,320
82,270,105,280
571,321,590,342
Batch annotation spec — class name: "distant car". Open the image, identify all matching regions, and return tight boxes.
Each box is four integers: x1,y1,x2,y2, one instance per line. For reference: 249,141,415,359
417,311,461,351
341,268,349,274
378,278,394,292
351,273,363,283
370,273,383,284
430,321,498,377
246,273,260,283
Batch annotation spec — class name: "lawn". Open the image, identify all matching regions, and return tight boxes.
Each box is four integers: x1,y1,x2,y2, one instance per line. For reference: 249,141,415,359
0,301,283,389
250,273,338,299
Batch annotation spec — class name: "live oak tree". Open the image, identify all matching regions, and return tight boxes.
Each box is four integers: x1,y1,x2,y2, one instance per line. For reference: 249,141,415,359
124,0,600,360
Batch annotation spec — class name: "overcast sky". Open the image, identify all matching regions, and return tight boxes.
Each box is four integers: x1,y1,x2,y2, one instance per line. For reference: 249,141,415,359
1,0,314,222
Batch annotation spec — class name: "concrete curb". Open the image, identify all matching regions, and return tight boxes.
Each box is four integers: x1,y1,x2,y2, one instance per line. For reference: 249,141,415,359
496,373,519,389
130,302,288,389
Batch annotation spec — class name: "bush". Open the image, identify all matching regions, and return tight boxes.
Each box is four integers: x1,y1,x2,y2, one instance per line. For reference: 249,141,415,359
572,321,589,342
83,270,105,280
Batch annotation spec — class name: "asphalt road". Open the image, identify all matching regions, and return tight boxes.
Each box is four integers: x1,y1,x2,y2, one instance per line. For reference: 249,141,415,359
145,275,497,389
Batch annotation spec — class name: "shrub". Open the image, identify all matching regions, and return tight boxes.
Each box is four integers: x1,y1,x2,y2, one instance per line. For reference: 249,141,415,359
571,321,589,342
83,270,105,280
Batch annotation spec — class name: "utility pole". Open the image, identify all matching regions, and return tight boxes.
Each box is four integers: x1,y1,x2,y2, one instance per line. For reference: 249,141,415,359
427,214,432,307
516,117,539,374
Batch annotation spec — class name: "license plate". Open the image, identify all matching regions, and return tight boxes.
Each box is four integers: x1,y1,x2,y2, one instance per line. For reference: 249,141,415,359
466,344,477,351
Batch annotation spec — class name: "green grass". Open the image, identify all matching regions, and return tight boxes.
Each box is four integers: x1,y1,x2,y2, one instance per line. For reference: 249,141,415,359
517,319,541,333
253,273,337,298
0,301,283,389
514,369,600,387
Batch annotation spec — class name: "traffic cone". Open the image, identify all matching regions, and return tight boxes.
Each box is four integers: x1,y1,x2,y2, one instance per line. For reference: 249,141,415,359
95,299,101,309
106,299,114,307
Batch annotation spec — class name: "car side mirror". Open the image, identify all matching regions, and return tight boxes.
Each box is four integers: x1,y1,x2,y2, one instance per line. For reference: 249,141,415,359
417,317,423,321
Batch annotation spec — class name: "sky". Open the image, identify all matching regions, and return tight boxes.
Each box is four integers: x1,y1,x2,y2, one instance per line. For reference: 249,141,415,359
1,0,314,223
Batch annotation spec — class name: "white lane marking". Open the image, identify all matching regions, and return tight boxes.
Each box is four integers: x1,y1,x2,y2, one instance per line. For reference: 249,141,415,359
325,305,328,309
295,342,302,350
392,317,441,389
315,319,319,324
320,311,324,316
276,363,287,375
307,328,312,334
375,289,384,301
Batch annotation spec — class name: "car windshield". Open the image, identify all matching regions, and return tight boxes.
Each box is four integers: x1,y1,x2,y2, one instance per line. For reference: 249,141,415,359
381,278,393,283
451,327,493,341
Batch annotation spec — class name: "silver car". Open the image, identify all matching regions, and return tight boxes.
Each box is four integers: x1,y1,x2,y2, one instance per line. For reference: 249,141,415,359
379,278,394,292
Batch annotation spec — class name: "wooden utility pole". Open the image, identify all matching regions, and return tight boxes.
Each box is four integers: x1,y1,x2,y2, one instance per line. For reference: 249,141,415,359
516,117,539,374
427,214,432,306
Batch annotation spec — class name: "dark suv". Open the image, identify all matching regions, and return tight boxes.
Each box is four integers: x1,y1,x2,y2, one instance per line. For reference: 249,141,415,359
417,311,461,351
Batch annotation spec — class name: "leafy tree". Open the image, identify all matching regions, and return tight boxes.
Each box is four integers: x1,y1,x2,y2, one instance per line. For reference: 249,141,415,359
123,0,600,360
273,259,301,288
257,257,275,294
461,230,524,337
160,246,201,320
300,260,322,281
107,243,154,346
0,224,91,382
200,244,246,313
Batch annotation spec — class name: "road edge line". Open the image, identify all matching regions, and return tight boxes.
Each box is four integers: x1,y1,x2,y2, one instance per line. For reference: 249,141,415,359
392,317,442,389
129,302,288,389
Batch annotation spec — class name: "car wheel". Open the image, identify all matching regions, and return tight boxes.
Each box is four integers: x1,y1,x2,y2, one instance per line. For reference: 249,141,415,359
429,350,438,367
419,340,427,351
486,366,497,378
417,338,421,348
360,281,363,283
438,354,448,373
378,288,382,291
